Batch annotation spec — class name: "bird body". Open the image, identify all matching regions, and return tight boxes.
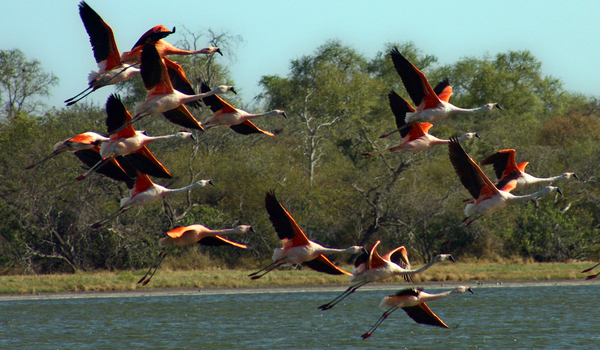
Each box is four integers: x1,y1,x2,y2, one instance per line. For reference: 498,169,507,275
101,130,192,159
318,241,454,310
130,42,235,131
91,173,213,228
26,132,109,169
390,48,500,125
361,286,473,339
138,224,250,285
201,82,284,136
449,137,562,225
249,191,361,279
481,148,577,192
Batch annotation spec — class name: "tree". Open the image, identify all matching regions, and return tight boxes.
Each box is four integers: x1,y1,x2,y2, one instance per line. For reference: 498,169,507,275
0,49,58,119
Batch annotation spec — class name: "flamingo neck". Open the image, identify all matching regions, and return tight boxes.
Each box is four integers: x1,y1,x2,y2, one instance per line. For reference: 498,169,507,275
507,187,554,204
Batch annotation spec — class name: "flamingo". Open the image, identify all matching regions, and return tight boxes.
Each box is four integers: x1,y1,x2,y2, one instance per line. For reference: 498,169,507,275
448,137,562,226
201,83,286,136
480,148,578,192
363,90,480,155
390,48,501,124
26,131,109,169
318,241,454,310
120,42,235,133
248,191,362,279
65,2,173,106
91,173,213,229
76,94,193,181
582,263,600,280
138,224,252,285
361,286,473,339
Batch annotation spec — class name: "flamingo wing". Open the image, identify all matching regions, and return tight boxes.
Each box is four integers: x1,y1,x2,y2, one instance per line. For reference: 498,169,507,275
78,1,120,69
164,57,201,109
354,246,370,268
67,133,103,146
390,48,440,109
303,255,352,276
480,149,518,180
161,105,204,131
105,94,135,136
449,137,498,200
367,241,386,270
388,90,415,138
198,236,247,249
385,246,413,282
402,303,449,328
131,25,174,50
433,79,453,103
140,42,173,94
230,121,275,136
494,170,520,193
73,148,136,189
166,226,192,238
406,122,428,141
131,173,154,197
200,82,237,114
265,191,310,246
124,146,172,179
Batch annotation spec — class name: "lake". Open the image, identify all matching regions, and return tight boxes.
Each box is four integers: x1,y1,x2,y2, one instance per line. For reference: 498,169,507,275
1,283,599,349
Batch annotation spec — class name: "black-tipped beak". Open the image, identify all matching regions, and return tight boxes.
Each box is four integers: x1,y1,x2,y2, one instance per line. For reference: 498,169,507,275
282,112,287,118
573,174,580,180
468,287,474,294
190,133,197,142
171,27,176,34
557,188,563,195
495,104,503,110
475,133,481,140
216,48,223,56
249,226,256,233
208,180,215,187
449,255,456,263
231,87,237,95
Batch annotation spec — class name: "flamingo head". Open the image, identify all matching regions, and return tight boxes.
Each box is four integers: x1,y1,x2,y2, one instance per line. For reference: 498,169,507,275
176,131,194,140
237,225,254,233
456,286,474,294
487,103,502,110
215,85,236,95
564,172,578,180
196,179,214,187
435,254,455,263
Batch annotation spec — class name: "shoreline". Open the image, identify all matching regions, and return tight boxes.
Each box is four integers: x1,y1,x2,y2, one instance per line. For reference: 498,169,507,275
1,278,597,302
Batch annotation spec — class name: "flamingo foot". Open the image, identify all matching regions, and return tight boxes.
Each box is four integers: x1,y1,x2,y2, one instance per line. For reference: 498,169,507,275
76,174,87,181
586,275,598,280
25,164,36,169
91,222,102,229
361,332,372,340
362,152,372,156
379,133,389,139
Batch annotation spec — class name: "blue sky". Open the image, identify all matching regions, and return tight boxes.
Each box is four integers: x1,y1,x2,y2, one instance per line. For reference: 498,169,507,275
2,0,600,110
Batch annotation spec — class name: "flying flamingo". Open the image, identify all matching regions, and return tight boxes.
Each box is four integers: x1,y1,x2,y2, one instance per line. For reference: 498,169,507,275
201,83,286,136
26,131,109,169
138,224,252,285
118,42,235,133
582,263,600,280
91,172,213,229
76,94,193,181
67,3,222,106
71,145,138,189
318,240,454,310
449,137,562,226
361,286,473,339
480,148,578,192
248,191,361,279
390,48,501,124
363,90,480,156
65,2,172,105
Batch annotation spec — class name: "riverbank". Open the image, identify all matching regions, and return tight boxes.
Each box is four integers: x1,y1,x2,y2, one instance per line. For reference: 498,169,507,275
0,260,596,298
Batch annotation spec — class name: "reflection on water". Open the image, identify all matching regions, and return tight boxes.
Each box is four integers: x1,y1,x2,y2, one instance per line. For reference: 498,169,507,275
1,284,599,349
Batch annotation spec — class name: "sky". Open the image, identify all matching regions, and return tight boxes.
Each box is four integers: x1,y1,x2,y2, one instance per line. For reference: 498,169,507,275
2,0,600,110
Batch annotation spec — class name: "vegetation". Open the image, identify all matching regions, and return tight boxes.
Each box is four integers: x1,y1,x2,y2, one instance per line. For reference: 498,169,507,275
1,33,599,279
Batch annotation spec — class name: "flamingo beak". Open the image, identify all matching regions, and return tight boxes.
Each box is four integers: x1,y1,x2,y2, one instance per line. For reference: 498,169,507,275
467,287,474,294
208,180,215,187
216,48,223,56
231,87,237,95
249,226,256,233
282,112,287,118
474,133,481,140
449,255,456,263
495,104,503,110
573,174,580,180
557,188,563,195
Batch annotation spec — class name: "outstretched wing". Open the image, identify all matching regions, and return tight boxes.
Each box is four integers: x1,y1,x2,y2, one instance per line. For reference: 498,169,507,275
449,137,498,200
164,57,201,109
198,236,247,249
303,255,352,276
265,191,310,246
402,303,449,328
390,48,440,109
78,1,120,69
388,90,415,138
230,121,275,136
480,149,518,180
161,105,203,131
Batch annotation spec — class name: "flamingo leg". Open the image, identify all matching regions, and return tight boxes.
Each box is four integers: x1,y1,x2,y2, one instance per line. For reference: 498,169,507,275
25,150,64,169
582,262,600,273
76,156,113,181
318,281,370,310
138,251,169,286
64,86,93,104
65,65,138,106
361,307,399,339
91,208,126,229
248,260,283,280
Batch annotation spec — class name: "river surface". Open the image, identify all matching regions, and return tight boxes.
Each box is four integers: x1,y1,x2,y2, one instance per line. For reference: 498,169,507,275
1,283,599,349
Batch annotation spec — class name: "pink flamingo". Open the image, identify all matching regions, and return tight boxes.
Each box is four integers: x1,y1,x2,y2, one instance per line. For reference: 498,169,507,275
248,191,361,279
138,224,252,285
449,137,562,226
318,241,454,310
390,48,501,124
26,132,109,169
201,83,285,136
363,90,479,155
481,148,578,192
91,173,213,229
361,286,473,339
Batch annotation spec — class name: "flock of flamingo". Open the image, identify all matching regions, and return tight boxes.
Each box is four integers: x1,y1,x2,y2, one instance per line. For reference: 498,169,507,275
24,1,598,340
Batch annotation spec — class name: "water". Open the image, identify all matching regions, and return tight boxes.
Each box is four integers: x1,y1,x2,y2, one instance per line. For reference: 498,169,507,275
1,284,599,349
